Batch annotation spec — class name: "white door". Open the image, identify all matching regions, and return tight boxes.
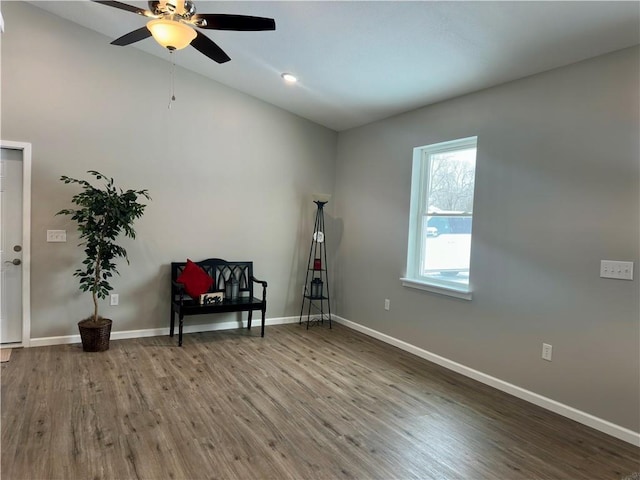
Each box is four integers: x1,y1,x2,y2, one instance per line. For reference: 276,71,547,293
0,142,31,346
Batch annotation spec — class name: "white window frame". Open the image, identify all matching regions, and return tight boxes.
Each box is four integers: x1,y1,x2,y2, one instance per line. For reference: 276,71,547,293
402,136,477,300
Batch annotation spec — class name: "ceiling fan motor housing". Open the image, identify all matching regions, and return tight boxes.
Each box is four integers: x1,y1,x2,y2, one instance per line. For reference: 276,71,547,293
149,1,196,19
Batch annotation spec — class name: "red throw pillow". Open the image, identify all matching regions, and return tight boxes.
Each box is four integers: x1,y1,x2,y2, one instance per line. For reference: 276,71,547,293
176,259,213,299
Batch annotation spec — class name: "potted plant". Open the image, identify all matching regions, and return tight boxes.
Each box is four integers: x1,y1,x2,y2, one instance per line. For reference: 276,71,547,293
57,170,150,352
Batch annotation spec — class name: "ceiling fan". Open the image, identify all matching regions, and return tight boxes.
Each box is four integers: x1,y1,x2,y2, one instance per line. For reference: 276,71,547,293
93,0,276,64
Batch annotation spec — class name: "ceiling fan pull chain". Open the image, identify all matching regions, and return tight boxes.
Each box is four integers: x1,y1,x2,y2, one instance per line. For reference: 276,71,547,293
168,50,176,109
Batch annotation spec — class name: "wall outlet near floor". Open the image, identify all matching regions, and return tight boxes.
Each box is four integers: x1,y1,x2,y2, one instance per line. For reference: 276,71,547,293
110,294,119,306
542,343,552,361
384,298,390,311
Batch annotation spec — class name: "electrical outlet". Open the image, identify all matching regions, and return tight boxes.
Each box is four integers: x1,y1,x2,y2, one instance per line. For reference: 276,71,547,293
542,343,552,361
110,294,119,306
384,299,390,311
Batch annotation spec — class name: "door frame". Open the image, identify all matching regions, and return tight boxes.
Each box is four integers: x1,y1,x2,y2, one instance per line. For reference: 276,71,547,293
1,140,31,347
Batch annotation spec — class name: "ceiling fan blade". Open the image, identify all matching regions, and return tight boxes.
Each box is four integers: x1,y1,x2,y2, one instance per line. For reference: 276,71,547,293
191,31,231,63
111,26,152,46
193,14,275,31
92,1,150,16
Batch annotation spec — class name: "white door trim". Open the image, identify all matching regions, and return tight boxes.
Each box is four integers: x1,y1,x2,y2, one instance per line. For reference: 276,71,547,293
1,140,31,347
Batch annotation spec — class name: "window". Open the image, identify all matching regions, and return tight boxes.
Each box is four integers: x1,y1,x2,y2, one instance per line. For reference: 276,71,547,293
403,136,477,300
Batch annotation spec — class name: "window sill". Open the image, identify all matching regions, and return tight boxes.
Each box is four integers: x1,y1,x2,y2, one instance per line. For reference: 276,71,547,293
400,277,472,301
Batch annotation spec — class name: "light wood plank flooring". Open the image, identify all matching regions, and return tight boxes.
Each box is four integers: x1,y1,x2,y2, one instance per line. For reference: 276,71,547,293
2,323,639,479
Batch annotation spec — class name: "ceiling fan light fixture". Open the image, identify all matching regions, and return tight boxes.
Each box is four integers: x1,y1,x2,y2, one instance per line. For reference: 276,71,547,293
146,18,196,50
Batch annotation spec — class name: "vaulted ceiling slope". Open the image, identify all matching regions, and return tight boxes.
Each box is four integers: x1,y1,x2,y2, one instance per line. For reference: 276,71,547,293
27,1,640,131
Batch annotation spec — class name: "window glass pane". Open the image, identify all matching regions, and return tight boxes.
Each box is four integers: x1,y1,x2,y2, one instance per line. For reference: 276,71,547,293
427,148,476,214
421,214,472,282
421,144,475,285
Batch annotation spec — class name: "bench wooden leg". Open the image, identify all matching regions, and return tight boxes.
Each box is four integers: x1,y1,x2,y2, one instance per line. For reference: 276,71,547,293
247,310,253,331
170,309,175,337
179,314,184,347
261,307,266,337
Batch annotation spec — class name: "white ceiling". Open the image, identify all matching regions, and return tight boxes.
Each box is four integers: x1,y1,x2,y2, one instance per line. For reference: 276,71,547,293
27,1,640,131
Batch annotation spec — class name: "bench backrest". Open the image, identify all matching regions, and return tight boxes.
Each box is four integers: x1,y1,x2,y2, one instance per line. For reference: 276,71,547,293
171,258,254,300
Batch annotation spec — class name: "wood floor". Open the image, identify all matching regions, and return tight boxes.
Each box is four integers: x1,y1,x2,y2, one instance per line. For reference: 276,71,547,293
2,323,639,480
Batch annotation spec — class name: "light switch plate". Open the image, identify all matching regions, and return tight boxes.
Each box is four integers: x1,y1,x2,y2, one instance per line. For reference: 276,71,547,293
600,260,634,280
46,230,66,242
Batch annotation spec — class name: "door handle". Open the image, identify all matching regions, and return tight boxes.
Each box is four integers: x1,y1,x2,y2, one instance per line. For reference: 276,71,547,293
4,259,21,266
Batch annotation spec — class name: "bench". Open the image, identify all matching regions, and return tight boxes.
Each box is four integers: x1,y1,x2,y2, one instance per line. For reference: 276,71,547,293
170,258,268,346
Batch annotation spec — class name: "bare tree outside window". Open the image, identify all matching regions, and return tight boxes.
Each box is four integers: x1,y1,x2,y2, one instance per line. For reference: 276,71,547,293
427,148,476,214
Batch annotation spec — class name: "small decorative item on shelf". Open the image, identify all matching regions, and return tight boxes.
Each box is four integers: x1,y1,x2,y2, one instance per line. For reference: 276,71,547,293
311,278,323,298
313,258,322,270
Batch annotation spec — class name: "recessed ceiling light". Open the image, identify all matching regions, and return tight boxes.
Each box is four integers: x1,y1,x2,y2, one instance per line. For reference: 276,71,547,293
281,73,298,84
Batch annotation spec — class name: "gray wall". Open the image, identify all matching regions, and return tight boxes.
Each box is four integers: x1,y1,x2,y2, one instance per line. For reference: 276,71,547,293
334,46,640,431
1,2,337,337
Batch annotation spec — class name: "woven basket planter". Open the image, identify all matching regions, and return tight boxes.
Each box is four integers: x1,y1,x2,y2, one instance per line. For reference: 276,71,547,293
78,318,112,352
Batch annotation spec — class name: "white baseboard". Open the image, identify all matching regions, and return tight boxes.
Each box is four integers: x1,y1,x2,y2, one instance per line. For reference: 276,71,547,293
332,315,640,447
29,316,299,348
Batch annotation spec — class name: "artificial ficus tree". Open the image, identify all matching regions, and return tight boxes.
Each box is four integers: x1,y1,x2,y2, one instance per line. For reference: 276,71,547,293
58,170,150,324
